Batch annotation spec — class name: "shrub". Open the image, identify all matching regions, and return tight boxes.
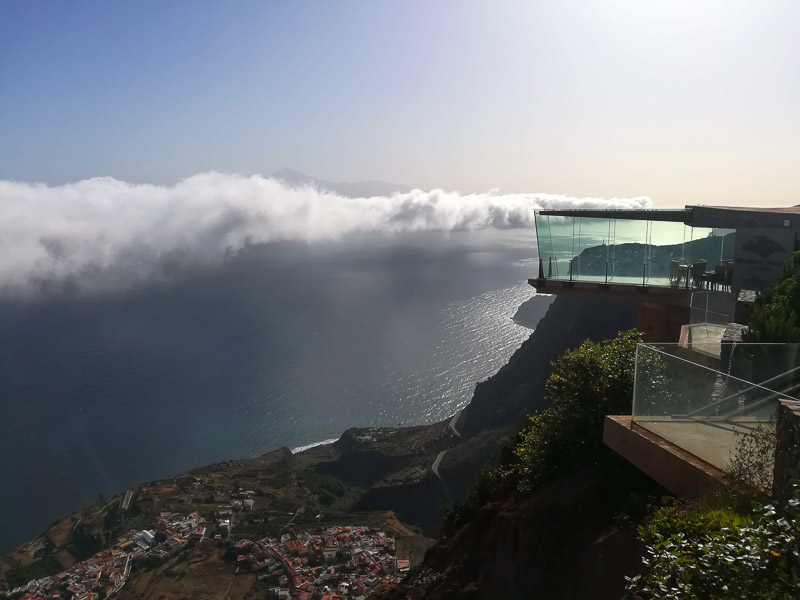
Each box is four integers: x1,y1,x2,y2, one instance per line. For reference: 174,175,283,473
510,329,641,491
132,554,166,572
441,469,506,536
743,251,800,343
639,506,751,543
727,423,777,497
627,483,800,599
441,329,642,534
5,555,63,588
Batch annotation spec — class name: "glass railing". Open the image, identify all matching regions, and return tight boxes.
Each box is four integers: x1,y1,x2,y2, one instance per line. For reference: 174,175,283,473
689,291,736,326
631,343,800,474
534,213,735,289
684,291,738,357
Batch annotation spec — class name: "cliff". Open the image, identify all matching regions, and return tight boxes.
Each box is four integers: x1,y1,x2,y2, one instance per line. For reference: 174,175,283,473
374,459,661,600
309,294,643,534
456,294,640,438
1,290,650,597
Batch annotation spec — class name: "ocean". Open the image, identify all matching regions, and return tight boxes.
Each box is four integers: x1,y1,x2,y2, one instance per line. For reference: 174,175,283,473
0,229,549,552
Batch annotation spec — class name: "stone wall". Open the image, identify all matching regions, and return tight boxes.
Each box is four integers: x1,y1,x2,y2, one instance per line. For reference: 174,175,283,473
773,399,800,501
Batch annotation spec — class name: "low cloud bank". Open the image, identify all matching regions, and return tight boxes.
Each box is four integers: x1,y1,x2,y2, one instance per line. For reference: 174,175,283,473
0,172,651,296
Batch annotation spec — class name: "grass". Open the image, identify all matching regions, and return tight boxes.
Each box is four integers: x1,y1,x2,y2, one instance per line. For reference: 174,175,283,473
295,469,365,512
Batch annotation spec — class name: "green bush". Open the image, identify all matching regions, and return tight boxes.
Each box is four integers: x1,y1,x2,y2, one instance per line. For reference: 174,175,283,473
627,483,800,599
5,555,64,588
441,469,506,536
510,329,641,491
727,423,777,497
441,329,641,534
123,510,157,532
639,506,751,543
743,251,800,343
132,554,166,572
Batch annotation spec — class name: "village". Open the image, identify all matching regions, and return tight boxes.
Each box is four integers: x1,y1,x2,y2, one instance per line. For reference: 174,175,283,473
2,475,407,600
3,510,405,600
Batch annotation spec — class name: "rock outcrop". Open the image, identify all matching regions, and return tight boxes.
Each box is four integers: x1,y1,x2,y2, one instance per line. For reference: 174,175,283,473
374,460,660,600
457,294,640,438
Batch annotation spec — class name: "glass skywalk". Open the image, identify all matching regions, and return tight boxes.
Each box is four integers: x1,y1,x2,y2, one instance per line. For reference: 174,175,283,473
534,211,735,289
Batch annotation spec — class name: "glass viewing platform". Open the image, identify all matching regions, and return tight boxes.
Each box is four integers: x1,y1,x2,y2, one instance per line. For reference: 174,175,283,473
631,343,800,480
534,211,735,290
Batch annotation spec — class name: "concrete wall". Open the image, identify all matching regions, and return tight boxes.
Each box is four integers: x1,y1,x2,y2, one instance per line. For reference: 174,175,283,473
637,301,690,343
690,206,800,292
732,227,797,292
773,399,800,501
603,416,726,498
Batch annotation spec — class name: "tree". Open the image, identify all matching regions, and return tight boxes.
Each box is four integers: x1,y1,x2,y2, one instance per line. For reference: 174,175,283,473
442,329,643,533
511,329,641,491
743,251,800,343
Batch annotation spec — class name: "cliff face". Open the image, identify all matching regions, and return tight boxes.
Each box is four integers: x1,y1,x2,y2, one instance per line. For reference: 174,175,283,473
363,293,662,599
311,293,644,539
374,460,660,600
426,293,640,508
456,294,640,438
317,293,644,534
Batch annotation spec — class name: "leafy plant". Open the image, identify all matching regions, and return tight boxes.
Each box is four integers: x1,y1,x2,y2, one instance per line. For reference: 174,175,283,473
726,422,777,497
441,469,506,536
639,506,752,544
626,482,800,599
510,329,641,491
440,329,642,534
743,251,800,343
4,555,64,588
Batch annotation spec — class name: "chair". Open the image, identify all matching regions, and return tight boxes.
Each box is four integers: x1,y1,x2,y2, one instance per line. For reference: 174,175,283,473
690,260,708,288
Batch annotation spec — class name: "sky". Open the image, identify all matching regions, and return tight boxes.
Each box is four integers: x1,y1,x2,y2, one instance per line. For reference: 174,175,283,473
1,0,799,207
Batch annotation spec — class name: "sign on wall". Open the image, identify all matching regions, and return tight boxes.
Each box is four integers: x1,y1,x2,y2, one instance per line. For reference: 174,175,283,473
733,228,798,291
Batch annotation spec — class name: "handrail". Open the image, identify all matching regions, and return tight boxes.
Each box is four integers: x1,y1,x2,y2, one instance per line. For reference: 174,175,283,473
677,364,800,418
641,345,800,394
689,381,800,421
716,384,799,420
639,345,800,419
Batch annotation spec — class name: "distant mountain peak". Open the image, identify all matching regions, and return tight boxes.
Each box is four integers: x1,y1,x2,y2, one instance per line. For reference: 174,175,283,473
271,168,411,198
272,168,311,181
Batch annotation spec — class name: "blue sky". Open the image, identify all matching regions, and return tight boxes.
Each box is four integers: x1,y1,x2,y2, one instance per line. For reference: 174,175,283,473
2,0,799,206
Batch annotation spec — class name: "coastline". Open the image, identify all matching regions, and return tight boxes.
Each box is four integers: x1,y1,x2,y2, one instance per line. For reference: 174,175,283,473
290,437,340,454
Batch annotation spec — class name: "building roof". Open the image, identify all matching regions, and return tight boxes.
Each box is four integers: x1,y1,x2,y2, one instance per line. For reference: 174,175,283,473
696,205,800,214
536,204,800,228
536,208,689,223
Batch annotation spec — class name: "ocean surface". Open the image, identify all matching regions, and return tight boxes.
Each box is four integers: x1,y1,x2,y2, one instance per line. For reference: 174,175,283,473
0,229,550,552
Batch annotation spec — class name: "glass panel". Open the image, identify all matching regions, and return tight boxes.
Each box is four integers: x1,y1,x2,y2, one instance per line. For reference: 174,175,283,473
535,213,576,280
683,227,736,291
572,217,613,282
534,212,736,290
607,218,649,284
646,221,692,286
632,343,800,472
689,290,736,326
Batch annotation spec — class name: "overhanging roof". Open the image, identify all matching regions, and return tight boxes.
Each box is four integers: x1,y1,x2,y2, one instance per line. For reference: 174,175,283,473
536,208,690,223
536,205,800,228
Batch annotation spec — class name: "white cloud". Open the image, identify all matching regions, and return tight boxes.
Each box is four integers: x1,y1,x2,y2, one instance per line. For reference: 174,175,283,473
0,172,651,296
